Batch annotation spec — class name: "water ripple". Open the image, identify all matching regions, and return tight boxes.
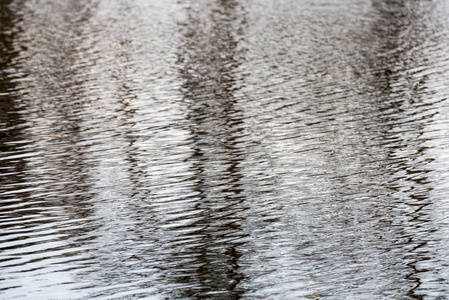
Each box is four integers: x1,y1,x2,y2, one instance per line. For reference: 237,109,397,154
2,0,449,299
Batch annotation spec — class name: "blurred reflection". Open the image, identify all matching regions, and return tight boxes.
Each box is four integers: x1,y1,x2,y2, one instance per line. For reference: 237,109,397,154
226,0,445,298
0,0,26,193
367,1,438,297
0,1,100,296
172,0,247,298
2,0,449,298
10,0,99,213
301,0,438,296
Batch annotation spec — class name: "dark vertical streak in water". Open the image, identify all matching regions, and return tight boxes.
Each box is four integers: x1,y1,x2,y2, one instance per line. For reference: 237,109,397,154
175,1,247,298
0,1,26,196
16,0,98,221
0,2,101,295
367,1,438,298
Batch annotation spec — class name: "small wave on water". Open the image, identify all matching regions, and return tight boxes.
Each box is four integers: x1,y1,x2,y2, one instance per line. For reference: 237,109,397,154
2,0,449,299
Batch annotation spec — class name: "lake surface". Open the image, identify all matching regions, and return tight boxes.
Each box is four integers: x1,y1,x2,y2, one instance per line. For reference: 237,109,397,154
2,0,449,299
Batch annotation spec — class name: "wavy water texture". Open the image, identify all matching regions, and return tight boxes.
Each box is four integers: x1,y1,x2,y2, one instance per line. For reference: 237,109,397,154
1,0,449,299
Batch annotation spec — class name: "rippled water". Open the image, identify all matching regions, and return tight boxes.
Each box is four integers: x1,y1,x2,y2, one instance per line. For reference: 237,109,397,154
2,0,449,299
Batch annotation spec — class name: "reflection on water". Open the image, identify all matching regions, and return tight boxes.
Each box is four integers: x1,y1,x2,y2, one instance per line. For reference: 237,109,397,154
171,0,247,298
2,0,449,299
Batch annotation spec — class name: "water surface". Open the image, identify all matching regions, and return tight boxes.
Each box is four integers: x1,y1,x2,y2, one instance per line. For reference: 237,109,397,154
2,0,449,299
